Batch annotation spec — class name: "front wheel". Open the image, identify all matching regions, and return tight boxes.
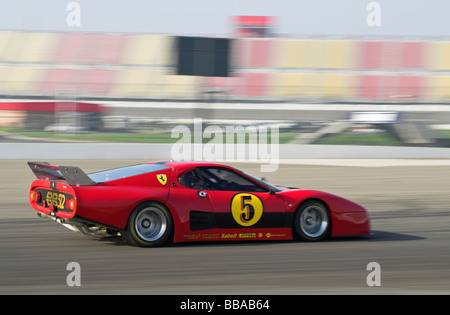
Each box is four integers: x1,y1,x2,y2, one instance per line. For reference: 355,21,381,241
293,200,330,241
122,202,173,247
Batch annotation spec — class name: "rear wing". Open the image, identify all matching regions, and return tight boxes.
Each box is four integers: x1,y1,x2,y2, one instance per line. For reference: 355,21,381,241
28,161,96,186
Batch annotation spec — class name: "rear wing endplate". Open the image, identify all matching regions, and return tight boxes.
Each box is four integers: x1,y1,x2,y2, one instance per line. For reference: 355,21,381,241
28,161,96,186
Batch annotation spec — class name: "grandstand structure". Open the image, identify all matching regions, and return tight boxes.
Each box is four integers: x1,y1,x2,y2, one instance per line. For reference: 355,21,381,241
0,30,449,103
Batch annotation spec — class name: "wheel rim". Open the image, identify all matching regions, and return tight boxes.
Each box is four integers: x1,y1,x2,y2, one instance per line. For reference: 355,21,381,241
134,207,167,242
300,205,328,238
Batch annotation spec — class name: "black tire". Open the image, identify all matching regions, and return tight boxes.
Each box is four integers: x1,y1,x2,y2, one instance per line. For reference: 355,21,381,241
293,200,330,241
122,201,173,247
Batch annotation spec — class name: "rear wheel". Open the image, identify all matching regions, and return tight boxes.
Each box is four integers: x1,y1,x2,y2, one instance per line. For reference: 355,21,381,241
122,202,173,247
293,200,330,241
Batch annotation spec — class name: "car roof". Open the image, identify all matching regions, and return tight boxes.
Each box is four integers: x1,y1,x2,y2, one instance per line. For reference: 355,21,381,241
146,160,233,170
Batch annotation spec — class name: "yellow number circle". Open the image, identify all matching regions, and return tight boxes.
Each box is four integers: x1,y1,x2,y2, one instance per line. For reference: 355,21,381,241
231,193,263,227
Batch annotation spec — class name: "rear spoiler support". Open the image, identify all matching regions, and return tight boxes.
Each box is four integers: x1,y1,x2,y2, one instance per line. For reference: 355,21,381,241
28,162,96,186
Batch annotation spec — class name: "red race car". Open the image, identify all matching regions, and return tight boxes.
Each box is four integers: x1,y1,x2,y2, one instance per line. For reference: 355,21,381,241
28,160,370,247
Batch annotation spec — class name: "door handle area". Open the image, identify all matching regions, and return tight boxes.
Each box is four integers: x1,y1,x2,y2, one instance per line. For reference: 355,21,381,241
198,191,207,198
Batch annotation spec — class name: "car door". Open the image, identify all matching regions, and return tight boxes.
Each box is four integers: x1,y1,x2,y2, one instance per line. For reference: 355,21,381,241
195,166,290,239
167,167,215,240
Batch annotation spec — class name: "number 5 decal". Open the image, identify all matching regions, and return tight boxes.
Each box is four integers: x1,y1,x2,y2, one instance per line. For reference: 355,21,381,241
231,193,263,227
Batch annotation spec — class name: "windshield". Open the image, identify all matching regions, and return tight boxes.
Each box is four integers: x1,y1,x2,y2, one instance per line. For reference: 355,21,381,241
88,164,169,183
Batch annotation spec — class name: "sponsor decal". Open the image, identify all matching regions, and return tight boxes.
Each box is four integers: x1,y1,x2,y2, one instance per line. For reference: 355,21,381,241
184,233,220,240
202,234,219,239
239,233,257,239
183,234,200,240
266,233,286,238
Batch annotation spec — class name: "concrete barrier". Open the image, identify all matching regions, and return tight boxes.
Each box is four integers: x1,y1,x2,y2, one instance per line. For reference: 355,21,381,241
3,143,450,160
0,143,172,159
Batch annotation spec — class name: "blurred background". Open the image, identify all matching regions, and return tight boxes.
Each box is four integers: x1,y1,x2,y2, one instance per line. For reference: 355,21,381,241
2,0,450,147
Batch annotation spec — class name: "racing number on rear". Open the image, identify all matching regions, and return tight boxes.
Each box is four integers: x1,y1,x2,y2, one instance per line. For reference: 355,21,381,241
46,191,66,210
231,193,263,227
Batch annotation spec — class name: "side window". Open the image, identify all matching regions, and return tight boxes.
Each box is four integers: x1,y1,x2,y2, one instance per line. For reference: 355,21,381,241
197,167,266,192
178,169,205,189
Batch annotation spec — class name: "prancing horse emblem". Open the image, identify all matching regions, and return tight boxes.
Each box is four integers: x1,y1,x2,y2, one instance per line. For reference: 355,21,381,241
157,174,167,185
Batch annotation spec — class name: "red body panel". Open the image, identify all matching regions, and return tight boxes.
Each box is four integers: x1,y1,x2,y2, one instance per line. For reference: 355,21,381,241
279,189,370,236
28,161,371,243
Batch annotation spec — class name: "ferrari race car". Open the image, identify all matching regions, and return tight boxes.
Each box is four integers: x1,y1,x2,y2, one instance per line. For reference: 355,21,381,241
28,160,370,247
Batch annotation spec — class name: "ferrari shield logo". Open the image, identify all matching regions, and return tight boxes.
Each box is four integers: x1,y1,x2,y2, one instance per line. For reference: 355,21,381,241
157,174,167,185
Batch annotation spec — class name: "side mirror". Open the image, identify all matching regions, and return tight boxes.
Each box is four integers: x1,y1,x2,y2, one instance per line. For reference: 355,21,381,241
268,188,276,195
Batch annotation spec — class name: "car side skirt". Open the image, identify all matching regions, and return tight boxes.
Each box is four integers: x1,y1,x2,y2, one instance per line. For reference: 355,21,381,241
177,227,293,243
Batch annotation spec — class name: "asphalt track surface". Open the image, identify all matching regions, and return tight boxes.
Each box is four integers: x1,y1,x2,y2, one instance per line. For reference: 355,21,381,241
1,159,450,295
